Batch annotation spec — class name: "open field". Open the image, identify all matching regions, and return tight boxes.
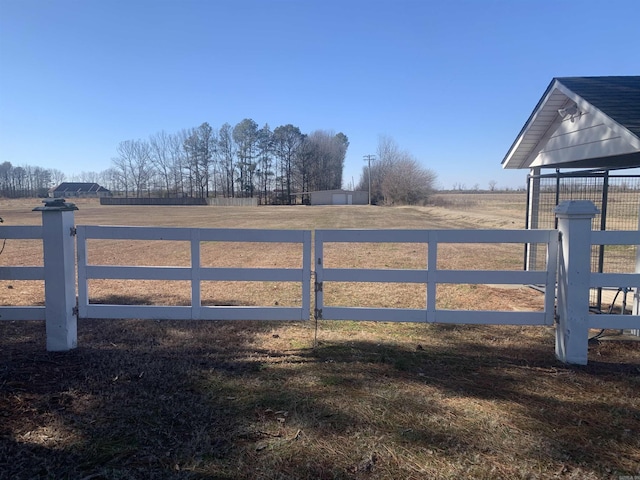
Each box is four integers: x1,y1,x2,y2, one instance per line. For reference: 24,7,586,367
1,195,639,479
1,195,531,309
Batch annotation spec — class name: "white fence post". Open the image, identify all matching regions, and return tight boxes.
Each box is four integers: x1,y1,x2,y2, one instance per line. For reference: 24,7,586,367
33,199,78,351
555,200,599,365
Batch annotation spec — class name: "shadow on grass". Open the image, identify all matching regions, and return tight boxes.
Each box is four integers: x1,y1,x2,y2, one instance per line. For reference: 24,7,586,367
1,320,638,479
91,294,248,307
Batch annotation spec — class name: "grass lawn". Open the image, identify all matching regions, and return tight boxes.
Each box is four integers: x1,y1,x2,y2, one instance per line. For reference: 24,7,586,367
1,195,639,479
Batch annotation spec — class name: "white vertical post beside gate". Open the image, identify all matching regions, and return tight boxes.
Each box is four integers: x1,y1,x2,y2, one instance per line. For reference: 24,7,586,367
554,201,598,365
555,200,640,364
34,199,79,351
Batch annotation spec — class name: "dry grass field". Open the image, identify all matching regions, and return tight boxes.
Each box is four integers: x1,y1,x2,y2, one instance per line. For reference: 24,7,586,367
1,194,639,479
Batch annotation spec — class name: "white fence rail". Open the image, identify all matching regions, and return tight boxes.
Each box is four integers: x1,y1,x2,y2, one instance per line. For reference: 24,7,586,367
0,225,45,321
315,229,558,326
76,226,312,321
588,230,640,331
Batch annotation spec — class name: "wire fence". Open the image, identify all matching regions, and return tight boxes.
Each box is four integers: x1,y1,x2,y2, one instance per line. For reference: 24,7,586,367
526,169,640,311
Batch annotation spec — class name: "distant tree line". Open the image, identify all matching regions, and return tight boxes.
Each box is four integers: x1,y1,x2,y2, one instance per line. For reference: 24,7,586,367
0,120,349,203
0,161,65,198
449,181,526,192
357,136,437,205
107,120,349,204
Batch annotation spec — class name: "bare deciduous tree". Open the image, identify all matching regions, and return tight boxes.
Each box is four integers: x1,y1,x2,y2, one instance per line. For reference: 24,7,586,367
116,139,153,197
381,157,436,205
50,169,66,186
150,131,173,197
358,135,436,205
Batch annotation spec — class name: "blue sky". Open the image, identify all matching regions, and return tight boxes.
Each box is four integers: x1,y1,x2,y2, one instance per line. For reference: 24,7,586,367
1,0,639,191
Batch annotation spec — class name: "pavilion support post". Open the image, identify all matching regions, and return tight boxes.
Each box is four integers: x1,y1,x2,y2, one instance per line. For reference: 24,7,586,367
631,208,640,336
526,167,541,270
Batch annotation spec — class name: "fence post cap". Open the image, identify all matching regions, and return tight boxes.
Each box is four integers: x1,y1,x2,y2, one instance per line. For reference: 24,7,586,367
554,200,599,217
33,198,79,212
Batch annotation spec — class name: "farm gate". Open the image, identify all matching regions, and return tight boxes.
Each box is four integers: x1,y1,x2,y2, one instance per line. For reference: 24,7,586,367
76,225,311,321
314,229,557,326
1,199,639,364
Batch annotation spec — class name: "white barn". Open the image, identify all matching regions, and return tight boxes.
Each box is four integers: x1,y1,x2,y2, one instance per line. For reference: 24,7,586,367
309,190,368,206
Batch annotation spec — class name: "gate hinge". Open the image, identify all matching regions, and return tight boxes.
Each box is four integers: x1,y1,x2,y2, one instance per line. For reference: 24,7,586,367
72,306,79,316
70,226,77,236
315,281,323,292
314,308,323,320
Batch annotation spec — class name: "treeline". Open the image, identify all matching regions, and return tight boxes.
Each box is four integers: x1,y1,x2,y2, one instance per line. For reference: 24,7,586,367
107,120,349,204
0,161,66,198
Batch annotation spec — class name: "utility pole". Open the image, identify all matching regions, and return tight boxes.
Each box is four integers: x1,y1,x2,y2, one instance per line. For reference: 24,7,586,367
363,154,375,205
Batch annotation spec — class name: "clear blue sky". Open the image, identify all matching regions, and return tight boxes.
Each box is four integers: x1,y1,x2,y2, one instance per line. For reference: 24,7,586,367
1,0,639,191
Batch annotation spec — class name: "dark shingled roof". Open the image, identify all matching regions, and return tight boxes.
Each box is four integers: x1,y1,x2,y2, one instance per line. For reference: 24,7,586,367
52,182,109,192
556,76,640,139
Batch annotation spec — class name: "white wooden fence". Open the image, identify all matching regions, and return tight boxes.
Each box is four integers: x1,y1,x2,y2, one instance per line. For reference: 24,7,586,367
589,230,640,331
314,229,558,325
1,199,639,364
77,226,311,321
0,225,45,321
